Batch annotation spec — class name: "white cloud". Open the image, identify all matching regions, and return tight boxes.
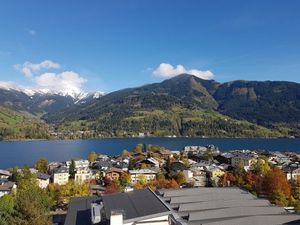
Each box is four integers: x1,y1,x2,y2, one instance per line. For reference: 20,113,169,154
152,63,214,80
34,71,87,95
0,81,22,90
14,60,60,77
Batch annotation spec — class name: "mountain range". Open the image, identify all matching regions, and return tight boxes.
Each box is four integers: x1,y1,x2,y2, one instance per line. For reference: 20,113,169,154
1,74,300,139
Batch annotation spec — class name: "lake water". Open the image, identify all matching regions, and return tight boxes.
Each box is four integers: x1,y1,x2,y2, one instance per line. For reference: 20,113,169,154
0,138,300,169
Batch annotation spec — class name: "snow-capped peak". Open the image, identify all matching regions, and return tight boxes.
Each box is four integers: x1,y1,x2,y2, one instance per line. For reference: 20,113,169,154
0,82,104,101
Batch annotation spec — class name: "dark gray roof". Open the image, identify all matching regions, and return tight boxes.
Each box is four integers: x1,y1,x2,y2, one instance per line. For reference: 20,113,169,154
36,172,50,180
64,196,99,225
54,166,68,174
102,188,170,223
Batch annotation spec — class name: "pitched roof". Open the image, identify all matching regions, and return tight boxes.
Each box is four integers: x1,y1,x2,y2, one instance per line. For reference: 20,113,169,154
36,172,50,180
0,181,15,191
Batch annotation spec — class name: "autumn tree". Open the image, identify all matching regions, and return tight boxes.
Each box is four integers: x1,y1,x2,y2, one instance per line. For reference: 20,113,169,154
174,171,186,186
59,180,90,203
119,172,131,187
263,168,291,199
35,158,49,173
88,151,98,162
156,171,166,181
105,181,120,194
218,172,236,187
134,144,143,154
253,159,270,176
271,190,288,206
122,149,131,157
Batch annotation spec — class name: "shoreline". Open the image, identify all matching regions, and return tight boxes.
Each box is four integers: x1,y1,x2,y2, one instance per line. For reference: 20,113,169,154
1,136,297,142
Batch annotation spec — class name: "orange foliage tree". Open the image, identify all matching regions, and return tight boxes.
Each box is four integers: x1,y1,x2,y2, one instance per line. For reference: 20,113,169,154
263,168,291,198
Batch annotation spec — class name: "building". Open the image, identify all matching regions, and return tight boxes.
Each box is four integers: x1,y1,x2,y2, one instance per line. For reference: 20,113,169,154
0,169,11,179
136,157,160,168
206,166,225,178
64,188,171,225
283,164,300,181
74,159,90,169
231,153,258,169
75,167,92,184
156,188,300,225
36,172,50,189
0,181,16,198
52,167,69,185
129,169,157,184
105,167,123,181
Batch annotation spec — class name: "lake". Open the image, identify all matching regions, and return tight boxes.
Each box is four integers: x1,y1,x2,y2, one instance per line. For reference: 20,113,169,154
0,137,300,169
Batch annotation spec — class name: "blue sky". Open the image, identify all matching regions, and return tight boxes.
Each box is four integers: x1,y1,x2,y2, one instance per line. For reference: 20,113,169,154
0,0,300,93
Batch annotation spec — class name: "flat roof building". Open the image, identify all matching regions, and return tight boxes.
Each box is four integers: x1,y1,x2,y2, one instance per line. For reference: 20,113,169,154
157,188,300,225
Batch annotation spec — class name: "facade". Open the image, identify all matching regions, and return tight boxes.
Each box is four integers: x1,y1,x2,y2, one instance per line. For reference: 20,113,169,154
105,167,123,181
74,160,89,169
75,167,92,184
231,154,257,168
129,169,157,184
0,181,16,198
36,172,50,189
206,166,225,178
0,169,11,179
52,167,69,185
285,167,300,181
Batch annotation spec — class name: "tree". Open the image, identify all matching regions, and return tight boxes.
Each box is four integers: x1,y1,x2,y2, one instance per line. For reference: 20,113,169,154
12,178,53,225
234,160,245,175
137,174,147,186
122,149,131,157
88,151,98,162
156,171,165,181
105,181,120,194
175,171,186,186
69,160,76,179
59,180,90,203
218,172,236,187
271,190,288,207
0,194,14,225
263,168,291,198
119,172,131,187
134,144,143,154
35,158,49,173
253,159,270,176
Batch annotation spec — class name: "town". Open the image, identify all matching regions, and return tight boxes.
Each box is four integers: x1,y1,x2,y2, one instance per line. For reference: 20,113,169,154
1,144,300,225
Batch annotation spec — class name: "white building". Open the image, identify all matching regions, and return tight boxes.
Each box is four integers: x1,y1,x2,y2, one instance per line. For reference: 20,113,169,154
36,172,50,189
129,169,157,184
0,181,16,198
75,167,92,184
52,167,69,185
74,159,90,169
0,170,11,179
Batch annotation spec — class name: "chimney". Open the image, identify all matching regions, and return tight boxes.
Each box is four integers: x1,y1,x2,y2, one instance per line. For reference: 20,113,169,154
110,210,123,225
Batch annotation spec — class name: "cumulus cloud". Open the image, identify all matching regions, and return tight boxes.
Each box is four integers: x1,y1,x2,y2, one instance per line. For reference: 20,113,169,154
152,63,214,80
14,60,60,77
11,60,89,96
34,71,87,95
